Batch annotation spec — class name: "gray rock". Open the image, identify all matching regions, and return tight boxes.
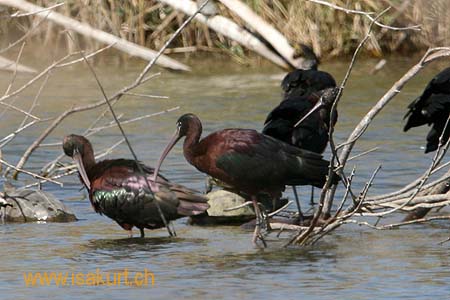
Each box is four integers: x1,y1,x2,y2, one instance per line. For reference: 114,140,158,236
189,189,288,225
0,188,77,223
206,190,254,217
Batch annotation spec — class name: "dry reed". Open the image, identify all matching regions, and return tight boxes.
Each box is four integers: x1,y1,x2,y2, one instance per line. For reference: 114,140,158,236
3,0,450,60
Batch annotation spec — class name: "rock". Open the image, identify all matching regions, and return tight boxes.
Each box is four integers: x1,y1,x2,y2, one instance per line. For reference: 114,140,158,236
206,190,254,217
189,189,288,225
0,188,77,223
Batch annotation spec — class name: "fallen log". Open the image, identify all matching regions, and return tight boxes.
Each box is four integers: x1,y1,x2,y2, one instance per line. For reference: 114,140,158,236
0,0,190,71
218,0,307,68
159,0,289,69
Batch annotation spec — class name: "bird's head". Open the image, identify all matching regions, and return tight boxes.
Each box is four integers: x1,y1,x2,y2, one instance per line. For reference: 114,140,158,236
152,114,202,188
319,87,340,107
62,134,93,190
293,87,340,129
176,113,202,138
293,43,319,70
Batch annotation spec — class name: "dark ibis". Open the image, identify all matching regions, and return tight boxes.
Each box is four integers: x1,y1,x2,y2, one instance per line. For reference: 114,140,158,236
404,67,450,153
263,87,339,153
263,87,339,220
63,134,209,238
152,114,336,246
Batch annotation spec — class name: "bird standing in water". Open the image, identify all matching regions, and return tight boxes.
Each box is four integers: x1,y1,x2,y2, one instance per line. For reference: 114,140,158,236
63,134,209,238
152,114,336,246
263,65,338,220
404,67,450,152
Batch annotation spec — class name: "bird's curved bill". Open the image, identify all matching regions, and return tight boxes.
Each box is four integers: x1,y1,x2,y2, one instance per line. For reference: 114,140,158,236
73,148,91,190
152,128,182,184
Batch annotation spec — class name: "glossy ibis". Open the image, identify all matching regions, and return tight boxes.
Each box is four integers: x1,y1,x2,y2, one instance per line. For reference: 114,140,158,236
404,67,450,152
152,114,336,246
63,134,209,238
263,87,339,152
263,87,339,219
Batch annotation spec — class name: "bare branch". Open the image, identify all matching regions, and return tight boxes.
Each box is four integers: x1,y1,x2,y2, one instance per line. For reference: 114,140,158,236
0,158,62,186
8,2,64,18
305,0,421,31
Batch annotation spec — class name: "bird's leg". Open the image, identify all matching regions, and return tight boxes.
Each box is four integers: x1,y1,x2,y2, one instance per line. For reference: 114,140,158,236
251,196,266,248
139,228,145,238
292,186,304,224
258,202,271,232
310,186,315,205
205,176,213,193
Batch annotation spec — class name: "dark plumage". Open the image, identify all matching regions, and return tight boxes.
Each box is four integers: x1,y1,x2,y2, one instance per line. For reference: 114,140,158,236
263,87,339,154
404,67,450,153
63,134,208,237
265,67,338,220
153,114,337,245
281,68,337,100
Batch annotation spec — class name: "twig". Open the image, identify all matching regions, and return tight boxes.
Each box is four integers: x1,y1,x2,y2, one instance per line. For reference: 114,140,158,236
3,42,26,97
0,158,62,186
268,201,293,217
305,0,420,31
55,43,115,68
123,92,169,99
8,2,64,18
367,161,450,201
438,237,450,245
344,215,450,230
223,201,253,212
0,11,50,54
348,147,379,161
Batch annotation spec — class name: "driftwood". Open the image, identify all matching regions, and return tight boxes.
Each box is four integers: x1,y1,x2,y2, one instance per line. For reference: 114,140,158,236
218,0,303,68
0,0,190,71
159,0,289,69
0,55,36,73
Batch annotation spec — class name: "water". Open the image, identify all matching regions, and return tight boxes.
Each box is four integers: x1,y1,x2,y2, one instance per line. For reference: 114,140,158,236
1,52,449,299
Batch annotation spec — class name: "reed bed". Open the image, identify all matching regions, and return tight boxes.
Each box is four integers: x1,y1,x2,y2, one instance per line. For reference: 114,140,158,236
3,0,450,60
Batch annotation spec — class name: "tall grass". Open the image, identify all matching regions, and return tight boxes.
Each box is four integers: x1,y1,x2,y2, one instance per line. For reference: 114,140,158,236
4,0,450,60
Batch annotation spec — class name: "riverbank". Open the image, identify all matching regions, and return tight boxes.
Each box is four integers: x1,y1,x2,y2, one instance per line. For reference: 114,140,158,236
2,0,448,64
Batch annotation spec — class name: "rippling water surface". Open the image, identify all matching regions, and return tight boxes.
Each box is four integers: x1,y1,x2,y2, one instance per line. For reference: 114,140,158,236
1,52,449,299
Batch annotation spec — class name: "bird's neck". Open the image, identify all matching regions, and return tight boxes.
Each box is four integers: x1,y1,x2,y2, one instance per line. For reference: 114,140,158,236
183,122,203,163
81,146,96,174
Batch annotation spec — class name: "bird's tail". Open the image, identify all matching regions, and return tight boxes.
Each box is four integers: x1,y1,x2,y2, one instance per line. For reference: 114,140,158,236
169,184,209,216
288,149,339,188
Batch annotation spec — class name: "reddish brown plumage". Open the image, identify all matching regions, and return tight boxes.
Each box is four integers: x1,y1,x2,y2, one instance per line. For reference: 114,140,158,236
156,114,335,200
63,134,209,237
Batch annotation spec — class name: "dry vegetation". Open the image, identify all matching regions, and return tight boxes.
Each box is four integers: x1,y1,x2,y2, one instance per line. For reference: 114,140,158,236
1,0,449,61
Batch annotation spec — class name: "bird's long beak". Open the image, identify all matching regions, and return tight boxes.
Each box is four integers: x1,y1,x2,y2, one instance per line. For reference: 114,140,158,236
293,97,324,128
152,128,182,184
73,148,91,190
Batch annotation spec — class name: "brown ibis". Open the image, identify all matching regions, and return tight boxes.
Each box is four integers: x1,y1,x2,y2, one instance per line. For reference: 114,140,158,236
152,114,337,246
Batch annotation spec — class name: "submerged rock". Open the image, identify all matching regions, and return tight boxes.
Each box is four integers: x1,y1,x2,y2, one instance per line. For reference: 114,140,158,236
189,189,288,225
0,188,77,223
